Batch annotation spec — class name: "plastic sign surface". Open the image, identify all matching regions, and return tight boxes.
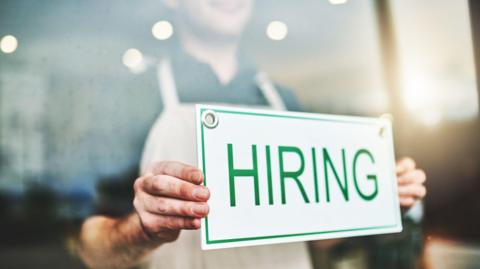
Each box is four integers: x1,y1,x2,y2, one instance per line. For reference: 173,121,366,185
195,105,402,250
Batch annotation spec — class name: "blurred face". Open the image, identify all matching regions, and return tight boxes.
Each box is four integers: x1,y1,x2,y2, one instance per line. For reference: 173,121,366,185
174,0,253,39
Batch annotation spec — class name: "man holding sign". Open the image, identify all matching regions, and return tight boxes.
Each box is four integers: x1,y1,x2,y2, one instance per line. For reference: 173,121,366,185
77,0,426,268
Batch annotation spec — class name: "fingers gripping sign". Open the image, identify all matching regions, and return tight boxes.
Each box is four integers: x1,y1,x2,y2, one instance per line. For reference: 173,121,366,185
396,157,427,209
133,161,210,241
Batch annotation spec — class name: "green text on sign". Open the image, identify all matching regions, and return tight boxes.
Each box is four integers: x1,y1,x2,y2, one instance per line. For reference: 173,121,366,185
227,144,379,206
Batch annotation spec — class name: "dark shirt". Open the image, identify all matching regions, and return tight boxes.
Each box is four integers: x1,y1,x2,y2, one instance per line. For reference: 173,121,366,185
169,49,301,110
96,49,301,216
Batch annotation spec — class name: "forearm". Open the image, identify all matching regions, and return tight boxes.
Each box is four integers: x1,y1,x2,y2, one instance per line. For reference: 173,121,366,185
75,162,209,269
77,213,161,269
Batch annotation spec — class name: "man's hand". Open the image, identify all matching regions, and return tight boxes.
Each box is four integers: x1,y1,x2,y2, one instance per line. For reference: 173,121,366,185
396,157,426,210
76,161,209,269
133,161,210,242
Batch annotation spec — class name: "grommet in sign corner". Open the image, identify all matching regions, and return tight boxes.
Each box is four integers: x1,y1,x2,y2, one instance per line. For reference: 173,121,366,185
378,125,386,138
202,110,219,129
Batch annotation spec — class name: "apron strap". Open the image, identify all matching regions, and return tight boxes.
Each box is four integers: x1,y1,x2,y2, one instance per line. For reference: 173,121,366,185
157,58,286,111
256,72,287,111
157,59,180,109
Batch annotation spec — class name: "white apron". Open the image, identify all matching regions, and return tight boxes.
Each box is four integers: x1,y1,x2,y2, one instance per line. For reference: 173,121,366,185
140,60,312,269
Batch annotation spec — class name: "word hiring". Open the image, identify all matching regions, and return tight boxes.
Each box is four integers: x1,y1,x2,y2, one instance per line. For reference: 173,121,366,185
227,144,379,207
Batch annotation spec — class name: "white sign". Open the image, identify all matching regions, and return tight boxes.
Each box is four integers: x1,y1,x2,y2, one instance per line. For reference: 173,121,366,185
195,105,402,250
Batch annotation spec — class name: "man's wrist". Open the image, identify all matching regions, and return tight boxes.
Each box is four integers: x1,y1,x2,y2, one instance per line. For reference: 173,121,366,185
126,212,162,248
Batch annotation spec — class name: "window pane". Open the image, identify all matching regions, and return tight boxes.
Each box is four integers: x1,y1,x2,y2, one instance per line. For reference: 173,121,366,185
245,0,387,115
391,0,478,126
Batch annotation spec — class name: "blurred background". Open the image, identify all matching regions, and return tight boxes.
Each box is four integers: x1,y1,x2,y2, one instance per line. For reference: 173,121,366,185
0,0,479,268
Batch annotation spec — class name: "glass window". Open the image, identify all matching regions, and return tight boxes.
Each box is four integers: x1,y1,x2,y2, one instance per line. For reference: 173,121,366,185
245,0,387,115
0,0,386,198
390,0,478,126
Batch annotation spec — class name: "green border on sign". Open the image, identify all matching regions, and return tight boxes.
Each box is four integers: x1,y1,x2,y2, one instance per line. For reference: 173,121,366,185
200,108,399,245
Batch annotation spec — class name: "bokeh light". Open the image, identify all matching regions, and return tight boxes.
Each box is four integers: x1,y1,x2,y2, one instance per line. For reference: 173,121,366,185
122,48,143,68
152,20,174,40
329,0,348,5
402,73,444,127
0,35,18,54
266,21,288,41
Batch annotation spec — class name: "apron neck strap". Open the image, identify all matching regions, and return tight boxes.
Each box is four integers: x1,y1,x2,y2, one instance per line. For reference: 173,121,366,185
157,59,180,109
256,72,286,111
157,59,286,111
